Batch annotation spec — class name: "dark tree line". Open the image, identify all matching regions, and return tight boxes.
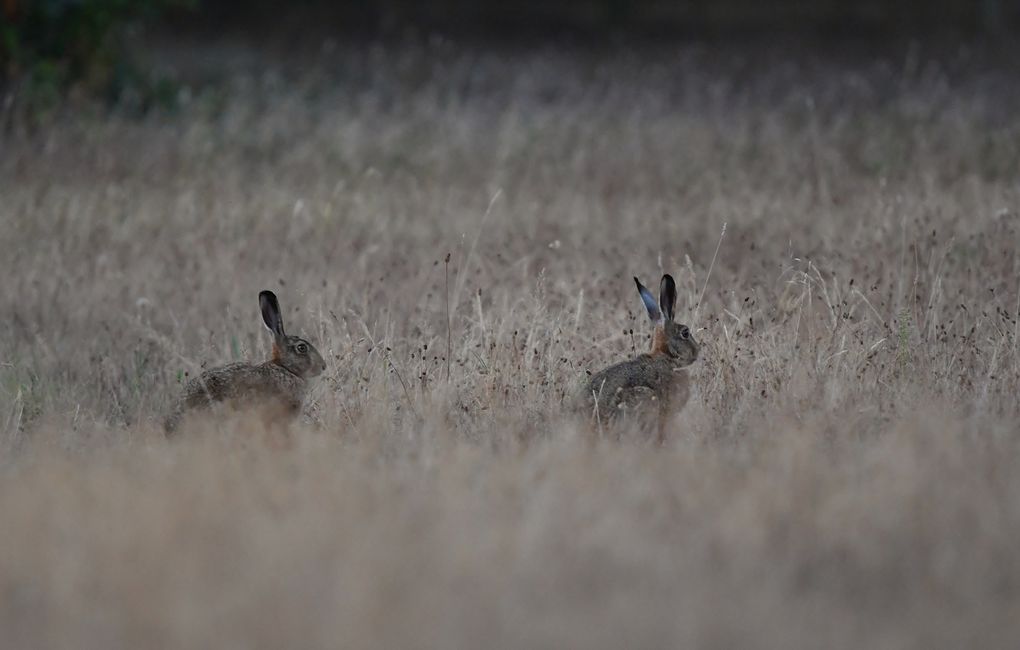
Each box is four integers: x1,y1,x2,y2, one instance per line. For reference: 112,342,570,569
1,0,1015,117
182,0,1016,36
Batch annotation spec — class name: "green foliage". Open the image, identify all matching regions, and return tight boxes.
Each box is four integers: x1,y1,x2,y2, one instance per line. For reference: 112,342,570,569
1,0,195,117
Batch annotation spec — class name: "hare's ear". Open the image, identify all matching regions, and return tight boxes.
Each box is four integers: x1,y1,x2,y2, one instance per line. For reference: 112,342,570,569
259,290,286,339
634,277,662,323
659,274,676,322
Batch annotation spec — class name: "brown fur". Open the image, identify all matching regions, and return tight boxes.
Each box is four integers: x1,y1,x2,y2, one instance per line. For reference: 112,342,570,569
650,326,669,356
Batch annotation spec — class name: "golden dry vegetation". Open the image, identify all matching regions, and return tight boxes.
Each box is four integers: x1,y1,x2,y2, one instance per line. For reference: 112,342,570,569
2,42,1020,648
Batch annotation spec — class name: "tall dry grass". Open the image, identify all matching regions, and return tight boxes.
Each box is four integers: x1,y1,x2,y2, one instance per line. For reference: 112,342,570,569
1,41,1020,648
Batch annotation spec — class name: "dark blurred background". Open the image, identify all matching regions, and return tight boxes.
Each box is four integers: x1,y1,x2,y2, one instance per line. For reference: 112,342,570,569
183,0,1019,37
1,0,1018,119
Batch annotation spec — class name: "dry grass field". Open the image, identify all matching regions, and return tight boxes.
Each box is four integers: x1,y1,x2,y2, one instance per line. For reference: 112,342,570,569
2,41,1020,648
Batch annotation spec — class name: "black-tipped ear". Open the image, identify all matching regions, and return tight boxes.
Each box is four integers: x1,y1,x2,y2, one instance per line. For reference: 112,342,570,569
659,275,676,322
635,277,662,323
259,290,285,339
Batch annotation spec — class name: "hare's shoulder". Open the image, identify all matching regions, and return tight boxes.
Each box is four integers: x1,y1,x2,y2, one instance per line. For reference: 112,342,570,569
254,361,306,391
223,361,305,392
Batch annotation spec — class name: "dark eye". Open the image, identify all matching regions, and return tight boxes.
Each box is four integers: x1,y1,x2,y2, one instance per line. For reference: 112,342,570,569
679,326,690,340
296,342,308,354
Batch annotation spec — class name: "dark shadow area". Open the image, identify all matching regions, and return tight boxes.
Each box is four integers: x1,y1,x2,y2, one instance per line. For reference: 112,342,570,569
170,0,1018,40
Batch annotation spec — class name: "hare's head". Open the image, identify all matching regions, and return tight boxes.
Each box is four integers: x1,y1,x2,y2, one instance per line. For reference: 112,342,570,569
260,290,326,379
635,275,698,367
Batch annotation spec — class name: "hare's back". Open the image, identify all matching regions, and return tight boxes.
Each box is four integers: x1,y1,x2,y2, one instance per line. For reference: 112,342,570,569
166,362,305,434
586,358,646,405
587,356,656,394
585,355,679,416
181,362,302,407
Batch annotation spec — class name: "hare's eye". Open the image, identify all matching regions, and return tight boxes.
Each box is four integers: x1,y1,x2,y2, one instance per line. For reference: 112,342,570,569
680,326,690,339
296,342,308,354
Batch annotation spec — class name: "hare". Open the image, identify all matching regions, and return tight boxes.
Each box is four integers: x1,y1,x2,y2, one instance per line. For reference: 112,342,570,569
164,290,326,435
582,274,698,443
